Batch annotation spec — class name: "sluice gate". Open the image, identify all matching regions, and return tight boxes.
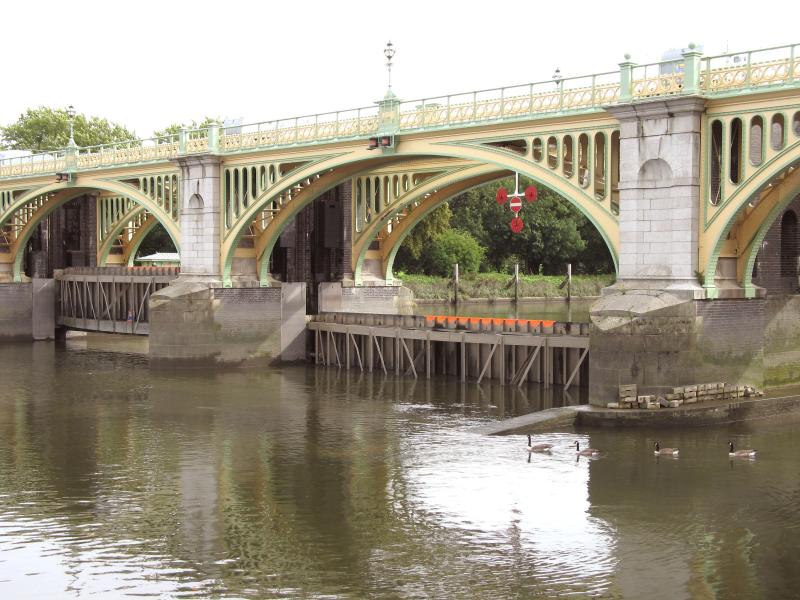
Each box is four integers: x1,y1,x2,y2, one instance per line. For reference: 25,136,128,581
56,267,179,335
308,313,590,388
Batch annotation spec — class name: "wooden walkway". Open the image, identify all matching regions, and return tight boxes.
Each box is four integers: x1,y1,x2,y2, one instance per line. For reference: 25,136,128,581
308,313,589,388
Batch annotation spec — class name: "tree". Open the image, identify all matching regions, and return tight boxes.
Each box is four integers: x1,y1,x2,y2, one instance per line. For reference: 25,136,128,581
394,203,452,273
0,107,136,152
153,117,220,139
426,229,485,276
135,224,176,258
449,175,613,275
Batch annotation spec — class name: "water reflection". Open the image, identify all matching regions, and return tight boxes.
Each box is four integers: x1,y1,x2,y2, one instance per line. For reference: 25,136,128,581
0,343,799,597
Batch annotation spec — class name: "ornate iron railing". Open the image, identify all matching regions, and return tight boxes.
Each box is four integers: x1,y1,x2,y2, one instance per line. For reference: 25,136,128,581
1,42,798,179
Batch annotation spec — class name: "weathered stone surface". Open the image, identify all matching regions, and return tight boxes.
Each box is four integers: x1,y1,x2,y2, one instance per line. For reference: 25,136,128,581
589,290,770,405
0,283,32,341
149,281,306,366
319,282,414,315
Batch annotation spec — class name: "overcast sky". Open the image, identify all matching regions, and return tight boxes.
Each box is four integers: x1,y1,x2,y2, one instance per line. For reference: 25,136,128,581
2,0,795,139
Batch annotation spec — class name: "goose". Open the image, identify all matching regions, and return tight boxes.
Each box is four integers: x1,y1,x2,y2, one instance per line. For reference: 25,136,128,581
527,434,553,453
729,441,756,458
575,441,600,457
654,442,679,456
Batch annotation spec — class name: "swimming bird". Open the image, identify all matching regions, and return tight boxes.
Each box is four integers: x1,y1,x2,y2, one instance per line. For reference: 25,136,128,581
654,442,679,456
527,434,553,453
575,441,600,457
729,441,756,458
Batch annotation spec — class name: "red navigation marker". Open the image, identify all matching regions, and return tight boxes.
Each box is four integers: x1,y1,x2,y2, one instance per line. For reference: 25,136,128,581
525,185,538,202
496,186,508,205
510,217,524,233
509,197,522,213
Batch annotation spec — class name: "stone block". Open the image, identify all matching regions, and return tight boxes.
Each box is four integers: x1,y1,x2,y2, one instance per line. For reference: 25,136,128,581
668,400,681,408
606,402,620,409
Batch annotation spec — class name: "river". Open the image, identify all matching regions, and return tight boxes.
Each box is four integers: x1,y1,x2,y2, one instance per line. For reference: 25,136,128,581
414,298,593,322
0,338,798,598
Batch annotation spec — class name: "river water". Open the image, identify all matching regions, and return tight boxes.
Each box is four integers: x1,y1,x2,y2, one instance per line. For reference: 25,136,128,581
415,299,592,323
1,339,799,599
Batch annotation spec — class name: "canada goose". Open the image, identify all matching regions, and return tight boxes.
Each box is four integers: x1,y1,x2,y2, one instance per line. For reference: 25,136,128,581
654,442,679,456
729,441,756,458
527,434,553,453
575,441,600,457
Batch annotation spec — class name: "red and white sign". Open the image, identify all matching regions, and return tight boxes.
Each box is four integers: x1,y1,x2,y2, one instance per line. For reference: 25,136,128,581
509,197,522,213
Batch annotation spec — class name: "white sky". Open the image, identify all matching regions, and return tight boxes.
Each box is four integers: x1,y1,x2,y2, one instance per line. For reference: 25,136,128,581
2,0,796,139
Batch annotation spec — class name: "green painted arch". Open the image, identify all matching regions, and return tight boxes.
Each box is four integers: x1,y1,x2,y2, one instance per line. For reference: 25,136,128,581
125,216,161,266
702,143,800,295
97,205,147,265
226,142,620,286
379,174,510,284
740,178,800,298
97,210,165,266
352,166,508,284
228,155,395,286
1,179,180,244
6,181,180,281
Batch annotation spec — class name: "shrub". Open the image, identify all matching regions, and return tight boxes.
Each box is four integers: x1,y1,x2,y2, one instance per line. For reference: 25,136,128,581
425,230,485,277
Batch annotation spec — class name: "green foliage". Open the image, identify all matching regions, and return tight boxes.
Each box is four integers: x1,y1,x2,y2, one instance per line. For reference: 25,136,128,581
446,176,615,275
394,204,451,272
153,117,220,139
135,224,176,258
425,229,485,276
0,107,136,152
398,271,613,301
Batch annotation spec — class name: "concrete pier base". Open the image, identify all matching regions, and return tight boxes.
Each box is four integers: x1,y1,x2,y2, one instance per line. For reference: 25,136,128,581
587,289,800,406
0,281,55,341
149,280,307,366
318,282,414,315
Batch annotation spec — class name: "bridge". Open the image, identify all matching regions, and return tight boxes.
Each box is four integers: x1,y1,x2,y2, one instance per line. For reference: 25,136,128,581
1,42,799,404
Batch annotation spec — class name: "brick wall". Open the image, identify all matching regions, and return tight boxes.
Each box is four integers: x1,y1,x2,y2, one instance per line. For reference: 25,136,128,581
752,193,800,294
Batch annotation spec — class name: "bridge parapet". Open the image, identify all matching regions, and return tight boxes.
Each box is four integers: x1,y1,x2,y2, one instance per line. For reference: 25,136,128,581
1,43,797,181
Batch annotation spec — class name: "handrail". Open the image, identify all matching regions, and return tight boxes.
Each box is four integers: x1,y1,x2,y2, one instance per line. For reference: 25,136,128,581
1,41,798,179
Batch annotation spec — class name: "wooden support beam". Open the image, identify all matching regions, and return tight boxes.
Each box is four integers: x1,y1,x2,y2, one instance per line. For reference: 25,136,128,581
373,335,387,374
564,347,589,391
477,339,500,384
400,338,417,379
350,333,364,371
511,344,541,387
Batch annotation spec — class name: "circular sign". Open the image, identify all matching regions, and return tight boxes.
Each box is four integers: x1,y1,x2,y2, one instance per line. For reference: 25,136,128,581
510,217,524,233
509,197,522,213
496,187,508,205
525,185,538,202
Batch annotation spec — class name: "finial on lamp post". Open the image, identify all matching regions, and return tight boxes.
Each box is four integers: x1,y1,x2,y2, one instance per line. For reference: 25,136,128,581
384,41,396,91
552,67,562,86
66,104,76,147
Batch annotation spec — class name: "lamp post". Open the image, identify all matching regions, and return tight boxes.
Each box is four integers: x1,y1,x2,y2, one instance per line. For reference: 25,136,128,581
66,104,76,148
552,68,563,109
384,41,396,91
